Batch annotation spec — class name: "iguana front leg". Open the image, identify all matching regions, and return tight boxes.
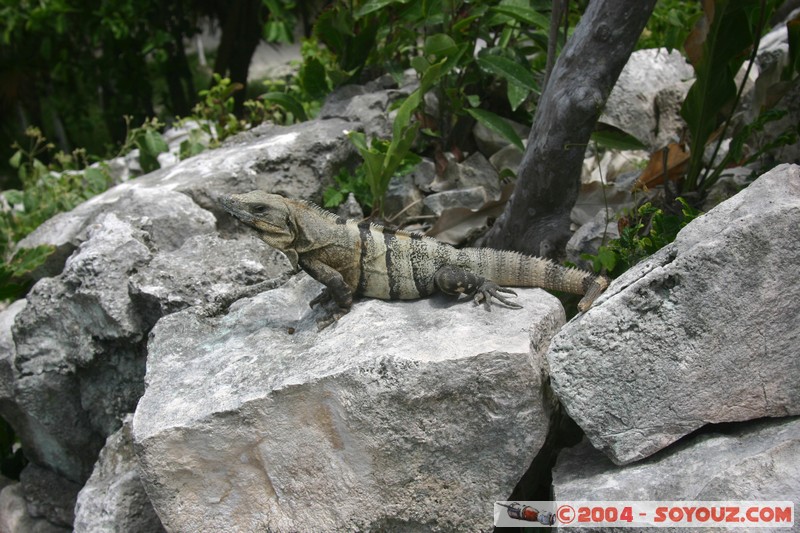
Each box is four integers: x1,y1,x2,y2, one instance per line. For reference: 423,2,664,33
434,265,521,310
299,257,353,324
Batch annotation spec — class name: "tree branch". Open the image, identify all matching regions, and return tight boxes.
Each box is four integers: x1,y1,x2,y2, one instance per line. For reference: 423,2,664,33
478,0,657,257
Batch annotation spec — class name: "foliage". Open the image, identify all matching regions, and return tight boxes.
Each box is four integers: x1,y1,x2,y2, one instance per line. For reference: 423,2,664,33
262,0,300,44
0,128,113,301
323,142,422,214
0,0,203,162
190,74,247,146
638,0,703,51
310,0,556,151
584,198,700,277
311,0,565,213
324,166,373,211
115,117,169,174
680,0,781,195
348,58,447,216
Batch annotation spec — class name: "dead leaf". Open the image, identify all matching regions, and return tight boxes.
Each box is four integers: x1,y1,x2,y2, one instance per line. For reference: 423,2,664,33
684,0,715,68
633,142,691,190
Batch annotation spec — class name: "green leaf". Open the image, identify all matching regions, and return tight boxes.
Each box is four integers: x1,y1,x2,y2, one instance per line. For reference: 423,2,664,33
300,57,330,100
597,247,618,272
490,4,550,31
3,190,24,205
347,131,370,154
7,245,55,278
466,108,524,151
9,150,22,169
179,139,206,160
424,33,458,60
681,0,772,191
506,83,528,111
260,92,308,122
83,167,109,192
323,187,345,207
410,56,430,76
590,129,647,151
142,130,169,156
477,54,538,92
354,0,408,19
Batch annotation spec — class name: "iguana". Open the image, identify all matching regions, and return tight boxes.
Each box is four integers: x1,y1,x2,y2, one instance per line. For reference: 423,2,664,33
219,191,608,320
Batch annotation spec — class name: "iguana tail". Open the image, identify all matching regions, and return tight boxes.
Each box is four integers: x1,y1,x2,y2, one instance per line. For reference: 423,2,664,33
457,248,609,312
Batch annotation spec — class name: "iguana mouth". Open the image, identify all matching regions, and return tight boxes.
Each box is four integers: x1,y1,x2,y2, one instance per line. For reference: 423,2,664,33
218,195,249,220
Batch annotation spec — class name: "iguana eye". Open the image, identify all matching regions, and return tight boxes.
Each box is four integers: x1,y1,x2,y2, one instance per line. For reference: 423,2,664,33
251,204,268,215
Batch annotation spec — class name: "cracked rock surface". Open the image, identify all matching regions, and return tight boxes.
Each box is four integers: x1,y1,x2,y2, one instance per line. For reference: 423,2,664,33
547,164,800,464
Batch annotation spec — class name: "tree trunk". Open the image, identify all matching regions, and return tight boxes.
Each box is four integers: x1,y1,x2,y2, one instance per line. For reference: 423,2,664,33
213,0,264,115
478,0,657,258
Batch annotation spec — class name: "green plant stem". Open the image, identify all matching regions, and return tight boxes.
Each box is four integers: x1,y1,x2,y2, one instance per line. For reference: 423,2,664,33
699,0,768,193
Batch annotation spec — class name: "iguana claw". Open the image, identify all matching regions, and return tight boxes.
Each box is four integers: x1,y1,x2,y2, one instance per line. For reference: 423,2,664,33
309,288,333,308
310,288,351,329
473,282,522,310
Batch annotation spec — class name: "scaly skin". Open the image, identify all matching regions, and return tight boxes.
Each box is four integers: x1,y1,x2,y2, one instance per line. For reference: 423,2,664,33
219,191,608,318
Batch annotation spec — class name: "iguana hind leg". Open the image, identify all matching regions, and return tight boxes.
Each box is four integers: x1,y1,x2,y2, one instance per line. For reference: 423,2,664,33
434,265,521,310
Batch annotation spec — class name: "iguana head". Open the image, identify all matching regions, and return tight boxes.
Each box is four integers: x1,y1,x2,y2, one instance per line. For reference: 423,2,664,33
218,191,299,266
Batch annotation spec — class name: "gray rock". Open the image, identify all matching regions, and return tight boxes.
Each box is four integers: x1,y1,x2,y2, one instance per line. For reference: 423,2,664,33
133,274,564,532
18,119,355,279
571,170,642,227
11,214,154,483
0,300,26,402
601,48,695,150
383,174,424,224
19,463,81,527
428,152,460,192
548,164,800,465
702,166,758,211
423,187,492,216
319,84,410,139
410,157,437,191
129,233,291,317
473,118,529,157
653,80,693,148
441,152,502,201
0,483,71,533
489,144,523,176
18,187,216,281
565,208,619,270
73,415,165,533
336,192,365,220
553,417,800,532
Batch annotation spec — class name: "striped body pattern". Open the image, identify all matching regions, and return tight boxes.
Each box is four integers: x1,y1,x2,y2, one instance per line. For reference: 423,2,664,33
350,221,593,300
218,191,608,314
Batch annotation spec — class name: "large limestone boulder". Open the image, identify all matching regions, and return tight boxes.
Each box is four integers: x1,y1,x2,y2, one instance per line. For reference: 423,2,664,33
18,119,355,280
133,275,564,531
73,415,165,533
0,81,420,531
547,164,800,464
553,417,800,532
600,48,695,150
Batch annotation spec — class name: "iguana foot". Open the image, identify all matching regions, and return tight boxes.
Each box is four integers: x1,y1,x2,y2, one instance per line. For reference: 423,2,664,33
309,288,333,308
310,288,352,329
315,306,350,330
434,265,523,310
473,282,522,310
